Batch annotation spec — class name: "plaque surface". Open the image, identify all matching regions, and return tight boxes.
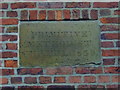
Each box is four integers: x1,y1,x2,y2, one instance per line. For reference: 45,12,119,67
20,21,101,67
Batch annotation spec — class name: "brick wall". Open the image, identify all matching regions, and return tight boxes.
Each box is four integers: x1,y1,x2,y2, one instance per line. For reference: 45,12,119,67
0,2,119,90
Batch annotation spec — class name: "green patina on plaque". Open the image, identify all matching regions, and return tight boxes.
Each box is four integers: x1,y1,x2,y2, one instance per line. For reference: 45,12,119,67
19,21,101,67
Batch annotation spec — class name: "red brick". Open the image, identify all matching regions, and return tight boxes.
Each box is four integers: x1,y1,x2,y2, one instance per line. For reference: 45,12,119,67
29,10,37,20
18,86,44,90
93,2,118,8
78,85,105,89
38,2,64,8
82,10,89,19
98,75,110,83
4,60,18,67
24,77,37,84
112,75,119,83
72,9,80,19
63,10,71,20
100,25,119,31
75,67,103,74
47,10,55,20
47,85,75,89
39,10,46,20
100,9,111,16
6,43,17,50
101,41,114,48
101,33,119,40
90,10,98,19
0,3,8,9
114,10,120,15
69,76,81,83
11,77,22,84
6,27,18,33
0,11,5,17
11,2,36,9
104,67,119,74
107,85,119,88
20,10,28,20
100,17,119,24
84,76,96,83
0,27,4,33
39,76,52,84
0,78,8,84
17,68,43,75
1,19,18,25
54,77,66,83
0,35,17,41
66,2,90,8
102,50,119,56
1,69,14,75
1,87,15,90
103,58,115,65
7,11,18,17
56,10,62,20
1,52,17,58
46,66,73,75
116,41,120,47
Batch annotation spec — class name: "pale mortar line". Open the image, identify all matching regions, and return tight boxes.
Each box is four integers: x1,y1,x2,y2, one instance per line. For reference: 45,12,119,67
101,48,119,50
101,31,119,33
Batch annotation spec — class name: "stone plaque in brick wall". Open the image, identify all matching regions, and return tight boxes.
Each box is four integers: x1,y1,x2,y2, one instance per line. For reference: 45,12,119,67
19,21,101,67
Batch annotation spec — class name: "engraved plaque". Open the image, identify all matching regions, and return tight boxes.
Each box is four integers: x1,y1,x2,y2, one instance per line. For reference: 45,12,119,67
20,21,101,67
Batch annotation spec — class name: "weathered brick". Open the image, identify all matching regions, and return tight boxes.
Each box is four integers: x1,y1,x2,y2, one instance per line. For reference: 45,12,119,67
90,10,98,19
0,11,5,17
93,2,118,8
72,9,80,19
39,76,52,84
11,2,36,9
1,87,15,90
116,41,120,47
18,86,44,90
39,10,46,20
103,58,115,65
1,52,17,58
112,75,119,83
0,43,4,50
98,75,110,83
6,43,17,50
63,10,71,20
66,2,90,8
24,77,37,84
0,35,17,41
107,85,119,88
7,11,18,17
6,27,18,33
38,2,64,8
54,77,66,83
0,27,4,33
114,10,120,15
101,33,119,40
0,78,8,84
0,3,8,9
17,68,43,75
56,10,62,20
4,60,18,67
29,10,37,20
47,85,75,90
100,25,119,31
100,9,111,16
0,60,2,67
20,10,28,20
1,19,18,25
75,67,103,74
101,41,114,48
1,69,14,75
11,77,22,84
78,85,105,89
84,76,96,83
100,17,119,24
46,66,73,75
104,67,120,74
69,76,81,83
47,10,55,20
82,10,89,19
102,50,119,56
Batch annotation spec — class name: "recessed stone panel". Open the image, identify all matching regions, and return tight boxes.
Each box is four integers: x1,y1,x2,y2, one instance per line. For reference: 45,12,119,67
19,21,101,67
